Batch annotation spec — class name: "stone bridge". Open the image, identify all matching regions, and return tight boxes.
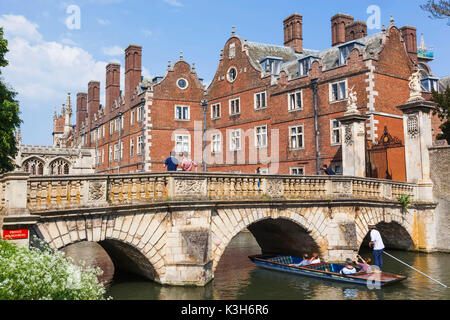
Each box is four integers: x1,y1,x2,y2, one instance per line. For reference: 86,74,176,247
0,172,437,286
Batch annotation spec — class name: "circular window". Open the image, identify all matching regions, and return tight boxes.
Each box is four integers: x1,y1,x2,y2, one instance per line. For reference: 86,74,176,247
227,67,237,83
177,78,188,89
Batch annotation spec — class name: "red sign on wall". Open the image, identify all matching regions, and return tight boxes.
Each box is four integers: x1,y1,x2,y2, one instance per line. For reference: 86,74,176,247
2,229,29,240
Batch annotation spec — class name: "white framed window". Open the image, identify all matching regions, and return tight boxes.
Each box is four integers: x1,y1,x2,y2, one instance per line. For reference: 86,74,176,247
130,137,134,156
175,134,190,154
101,148,104,164
229,97,240,116
120,116,124,130
137,106,143,122
114,143,119,160
120,141,124,159
230,129,241,151
110,121,113,135
102,125,105,138
227,66,237,83
330,119,341,145
211,103,221,119
175,105,190,120
137,136,143,155
255,125,268,148
329,79,347,102
109,146,112,163
254,91,267,110
212,133,222,153
290,166,305,175
96,150,100,165
131,110,135,125
288,90,303,111
114,118,119,132
229,43,236,59
289,125,304,150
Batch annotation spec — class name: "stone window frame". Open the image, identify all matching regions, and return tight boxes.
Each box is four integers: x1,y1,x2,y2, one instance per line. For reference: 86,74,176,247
329,78,348,103
330,119,342,146
254,125,268,148
230,129,241,151
227,66,238,83
254,91,267,110
137,106,143,123
131,109,135,126
174,105,191,121
113,143,119,161
288,89,303,112
289,124,305,150
137,135,144,155
175,134,191,154
109,145,113,163
290,166,305,175
211,132,222,154
211,102,221,120
177,78,189,90
229,97,240,116
130,137,135,156
110,121,114,135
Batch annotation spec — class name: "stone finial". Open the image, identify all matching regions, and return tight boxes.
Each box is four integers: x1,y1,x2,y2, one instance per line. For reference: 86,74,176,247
61,103,66,115
168,60,171,69
232,26,235,36
54,106,57,119
390,15,395,24
15,127,22,145
180,51,183,61
66,92,72,115
192,62,196,72
382,24,386,32
345,86,359,115
408,67,424,102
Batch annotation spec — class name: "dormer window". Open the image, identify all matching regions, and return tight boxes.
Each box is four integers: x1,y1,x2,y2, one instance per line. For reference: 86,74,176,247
298,55,320,76
338,41,365,66
260,56,283,75
421,77,439,92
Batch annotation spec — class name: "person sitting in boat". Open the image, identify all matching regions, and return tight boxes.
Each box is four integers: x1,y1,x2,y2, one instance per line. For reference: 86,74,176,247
353,254,372,274
309,253,321,264
290,254,311,267
340,258,357,275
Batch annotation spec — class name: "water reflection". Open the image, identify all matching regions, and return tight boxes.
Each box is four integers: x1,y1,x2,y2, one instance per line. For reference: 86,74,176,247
63,233,450,300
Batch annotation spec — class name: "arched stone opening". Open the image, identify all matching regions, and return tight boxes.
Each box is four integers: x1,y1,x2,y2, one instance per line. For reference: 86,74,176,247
359,221,414,251
98,239,159,283
247,218,320,258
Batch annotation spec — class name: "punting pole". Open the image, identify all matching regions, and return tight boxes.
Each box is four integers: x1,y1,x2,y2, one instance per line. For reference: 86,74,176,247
383,251,448,288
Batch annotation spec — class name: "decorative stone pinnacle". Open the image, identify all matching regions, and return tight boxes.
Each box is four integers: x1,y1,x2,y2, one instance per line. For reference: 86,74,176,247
180,51,183,60
168,60,171,68
382,24,386,32
192,62,196,72
232,26,235,36
390,15,394,24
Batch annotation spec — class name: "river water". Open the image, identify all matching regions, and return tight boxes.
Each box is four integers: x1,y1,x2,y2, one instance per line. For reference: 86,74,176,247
63,232,450,300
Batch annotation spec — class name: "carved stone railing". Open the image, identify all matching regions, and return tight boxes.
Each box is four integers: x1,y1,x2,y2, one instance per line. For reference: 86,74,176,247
17,172,421,214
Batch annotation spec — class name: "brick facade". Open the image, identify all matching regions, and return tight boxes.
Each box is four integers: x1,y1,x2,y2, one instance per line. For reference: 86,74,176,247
54,12,443,180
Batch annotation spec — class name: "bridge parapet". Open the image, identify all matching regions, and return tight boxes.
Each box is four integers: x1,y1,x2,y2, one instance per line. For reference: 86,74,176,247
14,173,418,214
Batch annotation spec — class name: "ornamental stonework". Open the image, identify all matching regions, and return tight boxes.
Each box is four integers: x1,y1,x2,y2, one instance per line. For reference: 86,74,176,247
88,181,106,201
264,178,284,198
407,115,419,139
344,125,353,146
174,179,207,197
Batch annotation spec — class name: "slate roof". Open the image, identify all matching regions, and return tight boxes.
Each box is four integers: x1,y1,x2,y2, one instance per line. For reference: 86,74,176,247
440,75,450,88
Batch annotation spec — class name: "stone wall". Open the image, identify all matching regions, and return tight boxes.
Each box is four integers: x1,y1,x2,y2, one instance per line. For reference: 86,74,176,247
429,146,450,252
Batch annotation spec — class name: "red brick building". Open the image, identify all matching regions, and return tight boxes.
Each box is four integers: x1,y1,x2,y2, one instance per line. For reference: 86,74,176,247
55,12,443,181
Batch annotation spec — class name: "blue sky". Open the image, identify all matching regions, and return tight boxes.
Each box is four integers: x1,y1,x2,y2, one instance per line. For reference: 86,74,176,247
1,0,449,146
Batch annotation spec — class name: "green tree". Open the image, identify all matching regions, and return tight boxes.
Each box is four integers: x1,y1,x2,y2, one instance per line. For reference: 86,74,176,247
431,86,450,143
420,0,450,24
0,27,22,174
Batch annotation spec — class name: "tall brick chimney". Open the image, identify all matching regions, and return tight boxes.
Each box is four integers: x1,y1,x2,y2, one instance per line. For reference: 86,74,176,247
76,92,87,134
284,14,303,53
87,81,100,128
400,26,418,63
345,21,367,42
331,13,354,46
106,63,121,110
125,44,142,104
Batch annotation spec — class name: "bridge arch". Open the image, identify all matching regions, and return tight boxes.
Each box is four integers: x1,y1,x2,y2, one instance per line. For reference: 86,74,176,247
211,207,330,272
34,212,168,283
354,206,416,251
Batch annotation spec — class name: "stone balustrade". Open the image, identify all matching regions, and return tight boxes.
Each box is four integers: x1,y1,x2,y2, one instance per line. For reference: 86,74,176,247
1,172,418,214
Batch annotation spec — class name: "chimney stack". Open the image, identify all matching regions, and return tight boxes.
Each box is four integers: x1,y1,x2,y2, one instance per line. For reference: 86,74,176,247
76,92,87,134
400,26,418,63
106,63,121,110
87,81,100,129
345,21,367,42
331,13,354,46
125,44,142,104
283,14,303,53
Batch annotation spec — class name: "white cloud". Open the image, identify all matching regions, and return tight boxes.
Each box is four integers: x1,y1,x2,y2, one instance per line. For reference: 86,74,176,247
163,0,183,7
102,45,124,56
0,15,43,43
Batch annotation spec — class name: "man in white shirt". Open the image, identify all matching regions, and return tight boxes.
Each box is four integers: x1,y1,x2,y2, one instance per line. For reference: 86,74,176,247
368,225,385,271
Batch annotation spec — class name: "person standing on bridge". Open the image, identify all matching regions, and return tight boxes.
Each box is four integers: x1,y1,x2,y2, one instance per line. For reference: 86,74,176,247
368,225,385,272
164,151,179,172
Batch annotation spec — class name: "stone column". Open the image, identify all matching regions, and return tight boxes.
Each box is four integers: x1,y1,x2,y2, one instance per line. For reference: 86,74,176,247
336,114,369,177
397,99,436,201
0,172,38,247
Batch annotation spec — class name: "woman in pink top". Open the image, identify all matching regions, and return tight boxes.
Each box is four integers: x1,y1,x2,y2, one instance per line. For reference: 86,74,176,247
180,152,198,172
354,254,372,273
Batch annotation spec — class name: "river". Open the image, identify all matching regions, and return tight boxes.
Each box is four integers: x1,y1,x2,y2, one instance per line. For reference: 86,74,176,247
63,231,450,300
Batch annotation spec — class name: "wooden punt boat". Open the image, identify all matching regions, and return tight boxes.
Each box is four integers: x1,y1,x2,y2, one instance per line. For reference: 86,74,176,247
248,254,407,287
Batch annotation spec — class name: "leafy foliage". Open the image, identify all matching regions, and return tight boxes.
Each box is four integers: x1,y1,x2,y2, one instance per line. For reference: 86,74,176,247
431,86,450,144
397,194,411,211
420,0,450,24
0,239,107,300
0,27,22,173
